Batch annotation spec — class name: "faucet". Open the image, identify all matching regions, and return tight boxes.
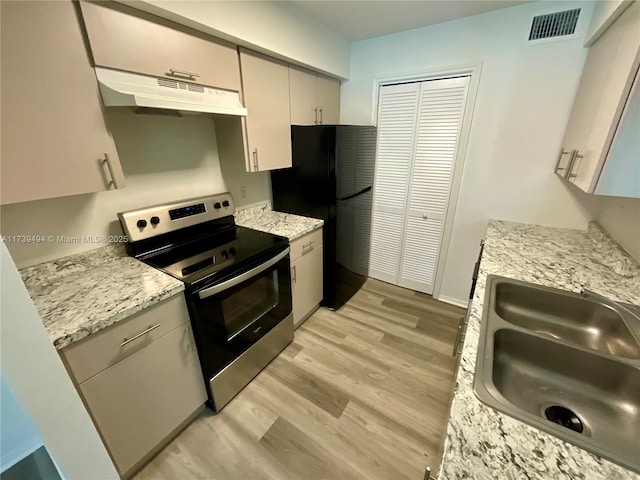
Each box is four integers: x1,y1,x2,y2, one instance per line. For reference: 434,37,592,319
581,288,640,324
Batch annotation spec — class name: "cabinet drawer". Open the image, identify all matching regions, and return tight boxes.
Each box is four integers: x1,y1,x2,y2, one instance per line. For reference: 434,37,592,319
79,324,206,476
79,1,241,91
61,295,189,384
290,228,323,262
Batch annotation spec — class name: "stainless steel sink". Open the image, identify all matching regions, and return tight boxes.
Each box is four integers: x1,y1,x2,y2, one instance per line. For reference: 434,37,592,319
494,281,640,359
474,276,640,473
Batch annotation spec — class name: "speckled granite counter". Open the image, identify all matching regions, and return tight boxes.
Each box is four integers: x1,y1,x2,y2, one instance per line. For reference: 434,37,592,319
235,202,324,240
20,244,184,350
440,220,640,480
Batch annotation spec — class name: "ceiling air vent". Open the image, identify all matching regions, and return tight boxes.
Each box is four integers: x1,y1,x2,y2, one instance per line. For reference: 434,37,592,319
529,8,580,41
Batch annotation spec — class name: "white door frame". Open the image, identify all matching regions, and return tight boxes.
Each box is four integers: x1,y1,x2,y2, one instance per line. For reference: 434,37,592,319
369,63,482,306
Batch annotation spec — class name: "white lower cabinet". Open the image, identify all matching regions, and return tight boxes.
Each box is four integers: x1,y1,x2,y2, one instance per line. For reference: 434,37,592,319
290,229,324,328
61,296,206,478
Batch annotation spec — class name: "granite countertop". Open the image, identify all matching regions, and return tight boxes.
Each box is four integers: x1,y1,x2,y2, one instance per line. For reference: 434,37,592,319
235,202,324,241
439,220,640,480
20,244,184,350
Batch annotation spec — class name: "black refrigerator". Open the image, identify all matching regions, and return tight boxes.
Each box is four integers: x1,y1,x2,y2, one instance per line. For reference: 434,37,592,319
271,125,377,310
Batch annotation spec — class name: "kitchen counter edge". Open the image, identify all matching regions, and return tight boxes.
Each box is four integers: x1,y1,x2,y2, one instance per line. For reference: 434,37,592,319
235,202,324,241
19,244,184,351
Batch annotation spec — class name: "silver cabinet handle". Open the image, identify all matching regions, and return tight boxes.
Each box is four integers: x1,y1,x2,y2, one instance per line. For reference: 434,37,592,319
292,265,297,283
314,107,318,125
452,315,465,357
252,148,259,172
423,466,436,480
554,147,572,173
184,326,193,352
199,247,290,299
562,150,577,180
166,69,200,81
302,242,314,254
319,107,323,124
121,324,161,347
103,153,121,189
568,151,582,179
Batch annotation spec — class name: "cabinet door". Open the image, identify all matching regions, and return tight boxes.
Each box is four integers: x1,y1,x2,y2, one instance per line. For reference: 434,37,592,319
399,77,469,295
291,246,324,328
595,70,640,197
289,67,318,125
369,83,419,285
79,1,241,91
79,324,206,476
240,49,292,171
562,1,640,192
0,1,125,205
317,74,341,124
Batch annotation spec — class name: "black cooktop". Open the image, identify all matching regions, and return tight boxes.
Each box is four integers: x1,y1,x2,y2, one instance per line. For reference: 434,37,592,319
137,224,288,288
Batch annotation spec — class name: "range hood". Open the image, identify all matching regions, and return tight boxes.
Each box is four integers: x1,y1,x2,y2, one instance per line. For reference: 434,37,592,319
95,67,248,116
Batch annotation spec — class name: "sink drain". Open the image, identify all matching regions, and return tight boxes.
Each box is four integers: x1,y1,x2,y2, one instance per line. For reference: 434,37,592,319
544,405,584,434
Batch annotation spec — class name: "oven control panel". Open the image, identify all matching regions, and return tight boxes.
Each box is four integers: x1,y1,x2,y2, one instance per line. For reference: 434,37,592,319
118,193,235,242
169,203,206,220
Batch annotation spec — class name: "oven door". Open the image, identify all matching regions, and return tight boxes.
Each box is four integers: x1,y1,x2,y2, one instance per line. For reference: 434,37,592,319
189,246,292,375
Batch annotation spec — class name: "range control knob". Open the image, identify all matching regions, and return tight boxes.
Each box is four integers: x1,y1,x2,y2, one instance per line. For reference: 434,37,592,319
222,200,230,207
229,247,236,256
150,216,160,225
221,250,229,260
136,219,147,229
214,202,222,209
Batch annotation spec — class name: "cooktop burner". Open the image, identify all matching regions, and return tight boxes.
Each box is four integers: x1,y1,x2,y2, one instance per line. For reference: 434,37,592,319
118,193,289,289
142,225,286,285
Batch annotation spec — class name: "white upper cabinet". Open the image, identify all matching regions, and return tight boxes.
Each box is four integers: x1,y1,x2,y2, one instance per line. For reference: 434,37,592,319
316,74,341,125
289,68,318,125
556,1,640,196
239,49,292,172
79,1,241,92
1,0,125,205
594,72,640,197
289,66,340,125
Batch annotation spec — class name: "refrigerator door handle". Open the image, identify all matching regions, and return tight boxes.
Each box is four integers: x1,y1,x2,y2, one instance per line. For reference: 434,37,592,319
337,186,372,202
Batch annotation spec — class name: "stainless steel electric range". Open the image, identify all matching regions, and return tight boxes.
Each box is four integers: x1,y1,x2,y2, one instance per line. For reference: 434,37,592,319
118,193,293,412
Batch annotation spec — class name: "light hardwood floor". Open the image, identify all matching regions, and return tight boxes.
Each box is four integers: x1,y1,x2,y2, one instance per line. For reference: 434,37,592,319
134,278,466,480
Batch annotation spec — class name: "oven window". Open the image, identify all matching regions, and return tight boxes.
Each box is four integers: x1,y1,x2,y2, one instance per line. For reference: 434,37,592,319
222,270,280,341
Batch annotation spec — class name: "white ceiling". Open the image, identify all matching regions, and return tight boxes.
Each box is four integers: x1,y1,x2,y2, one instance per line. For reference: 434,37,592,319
290,1,532,41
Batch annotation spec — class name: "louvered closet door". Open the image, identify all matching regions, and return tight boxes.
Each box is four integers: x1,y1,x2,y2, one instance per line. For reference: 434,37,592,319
369,83,420,283
399,77,469,294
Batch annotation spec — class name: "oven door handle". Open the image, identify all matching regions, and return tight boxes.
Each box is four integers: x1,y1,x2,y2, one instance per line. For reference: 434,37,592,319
197,247,290,300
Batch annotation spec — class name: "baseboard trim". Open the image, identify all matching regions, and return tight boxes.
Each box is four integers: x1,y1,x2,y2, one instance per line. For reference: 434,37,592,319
294,304,320,330
436,295,469,309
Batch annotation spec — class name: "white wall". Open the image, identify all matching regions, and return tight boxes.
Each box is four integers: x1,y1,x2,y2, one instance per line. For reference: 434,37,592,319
341,1,600,304
122,0,351,79
0,243,119,479
0,110,269,268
